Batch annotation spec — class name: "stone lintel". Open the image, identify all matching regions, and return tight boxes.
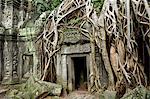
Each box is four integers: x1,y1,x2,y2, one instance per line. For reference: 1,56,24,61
61,43,91,55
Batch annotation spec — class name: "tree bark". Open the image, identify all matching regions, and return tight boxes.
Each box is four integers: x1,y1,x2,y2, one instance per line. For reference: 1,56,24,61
99,15,114,89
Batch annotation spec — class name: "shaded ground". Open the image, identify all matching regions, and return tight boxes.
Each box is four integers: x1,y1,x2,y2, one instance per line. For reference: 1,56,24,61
45,91,99,99
64,91,99,99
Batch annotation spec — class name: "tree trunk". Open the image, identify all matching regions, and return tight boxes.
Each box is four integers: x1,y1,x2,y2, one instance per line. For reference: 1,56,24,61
99,13,115,89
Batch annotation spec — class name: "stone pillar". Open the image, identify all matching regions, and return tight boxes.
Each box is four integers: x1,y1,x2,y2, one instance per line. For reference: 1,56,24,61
2,32,19,84
67,55,73,91
33,52,38,76
61,55,67,88
86,54,90,91
56,53,62,83
2,0,19,84
2,31,12,84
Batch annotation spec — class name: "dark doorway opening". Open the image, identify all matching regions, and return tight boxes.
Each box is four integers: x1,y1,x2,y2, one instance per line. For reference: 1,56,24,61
72,57,87,90
0,36,4,82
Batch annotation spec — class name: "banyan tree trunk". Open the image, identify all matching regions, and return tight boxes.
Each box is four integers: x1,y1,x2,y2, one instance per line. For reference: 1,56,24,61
99,0,149,91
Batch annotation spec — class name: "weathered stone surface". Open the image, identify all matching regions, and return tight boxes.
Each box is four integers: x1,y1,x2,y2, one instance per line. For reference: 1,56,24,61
61,55,67,88
0,27,5,34
63,30,80,43
103,90,117,99
0,0,40,84
56,54,62,84
58,53,91,92
12,36,19,83
19,27,39,78
2,0,13,29
1,0,14,84
63,30,89,44
0,0,20,84
66,91,97,99
6,76,62,98
2,30,19,84
2,40,13,84
61,43,91,54
121,86,147,99
37,80,62,96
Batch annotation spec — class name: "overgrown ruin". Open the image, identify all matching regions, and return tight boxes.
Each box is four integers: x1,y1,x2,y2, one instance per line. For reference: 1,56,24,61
0,0,39,84
0,0,150,98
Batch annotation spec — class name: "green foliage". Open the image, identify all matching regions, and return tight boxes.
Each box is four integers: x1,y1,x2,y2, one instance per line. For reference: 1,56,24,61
49,0,61,11
92,0,104,12
23,0,61,31
33,0,61,14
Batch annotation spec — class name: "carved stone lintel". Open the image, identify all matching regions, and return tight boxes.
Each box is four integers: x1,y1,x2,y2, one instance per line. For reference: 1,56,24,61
61,43,91,54
63,30,89,43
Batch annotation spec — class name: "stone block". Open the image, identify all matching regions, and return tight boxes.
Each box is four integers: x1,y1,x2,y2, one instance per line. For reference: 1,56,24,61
7,76,62,98
61,43,91,54
103,90,117,99
121,86,147,99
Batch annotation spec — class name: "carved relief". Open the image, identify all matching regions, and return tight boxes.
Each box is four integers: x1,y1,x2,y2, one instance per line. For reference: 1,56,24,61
12,39,19,81
2,0,13,29
63,29,80,43
63,29,89,43
2,41,12,83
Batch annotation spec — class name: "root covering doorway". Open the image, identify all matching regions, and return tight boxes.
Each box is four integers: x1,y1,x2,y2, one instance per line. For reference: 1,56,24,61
72,57,87,90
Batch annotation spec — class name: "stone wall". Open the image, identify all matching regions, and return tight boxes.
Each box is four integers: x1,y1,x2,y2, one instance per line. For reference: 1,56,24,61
19,27,40,79
0,28,39,84
0,0,18,84
0,0,40,84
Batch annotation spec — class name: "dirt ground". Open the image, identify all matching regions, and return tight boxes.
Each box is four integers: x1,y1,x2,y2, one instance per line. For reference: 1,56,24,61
45,91,99,99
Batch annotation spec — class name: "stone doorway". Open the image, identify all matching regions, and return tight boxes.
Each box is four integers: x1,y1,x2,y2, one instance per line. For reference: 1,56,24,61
57,44,91,92
72,57,87,90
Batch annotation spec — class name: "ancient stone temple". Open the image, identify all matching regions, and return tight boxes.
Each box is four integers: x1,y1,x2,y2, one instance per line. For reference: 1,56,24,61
0,0,108,91
55,29,108,91
0,0,39,84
